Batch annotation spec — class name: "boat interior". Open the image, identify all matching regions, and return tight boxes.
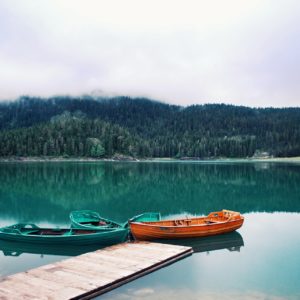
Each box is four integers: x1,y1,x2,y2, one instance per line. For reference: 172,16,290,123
81,221,108,226
133,210,241,227
7,226,98,236
80,221,119,228
26,229,98,236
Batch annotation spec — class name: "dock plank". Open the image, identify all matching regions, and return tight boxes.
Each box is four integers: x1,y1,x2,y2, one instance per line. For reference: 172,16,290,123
28,268,100,291
74,255,144,273
0,241,193,299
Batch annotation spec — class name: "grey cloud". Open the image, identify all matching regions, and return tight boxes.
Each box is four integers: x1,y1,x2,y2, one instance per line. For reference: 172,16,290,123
0,0,299,107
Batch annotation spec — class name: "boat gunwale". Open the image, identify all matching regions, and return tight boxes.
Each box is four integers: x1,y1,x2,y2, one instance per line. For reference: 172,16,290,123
0,226,127,239
129,216,244,229
70,210,124,229
129,210,243,226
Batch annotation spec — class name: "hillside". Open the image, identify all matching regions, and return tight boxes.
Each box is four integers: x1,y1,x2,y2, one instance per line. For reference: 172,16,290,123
0,96,299,158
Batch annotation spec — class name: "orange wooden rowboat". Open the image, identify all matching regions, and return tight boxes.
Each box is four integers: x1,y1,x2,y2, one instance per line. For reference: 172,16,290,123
129,210,244,240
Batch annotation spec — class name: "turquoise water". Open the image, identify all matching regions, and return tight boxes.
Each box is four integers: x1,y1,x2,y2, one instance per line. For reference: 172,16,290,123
0,161,299,299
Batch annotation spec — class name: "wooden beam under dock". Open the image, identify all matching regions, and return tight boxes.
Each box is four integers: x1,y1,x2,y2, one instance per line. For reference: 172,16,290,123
0,241,193,299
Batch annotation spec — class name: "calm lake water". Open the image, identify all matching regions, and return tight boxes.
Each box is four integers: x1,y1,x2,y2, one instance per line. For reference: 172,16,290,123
0,161,299,299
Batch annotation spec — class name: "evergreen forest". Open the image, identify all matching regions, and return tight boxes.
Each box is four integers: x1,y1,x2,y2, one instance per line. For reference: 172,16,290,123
0,96,299,158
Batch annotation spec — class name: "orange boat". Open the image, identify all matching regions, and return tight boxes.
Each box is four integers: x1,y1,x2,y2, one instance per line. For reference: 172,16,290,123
129,210,244,240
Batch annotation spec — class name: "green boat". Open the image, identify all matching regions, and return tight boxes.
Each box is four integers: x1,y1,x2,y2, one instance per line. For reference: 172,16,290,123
0,223,128,246
129,212,161,222
70,210,128,230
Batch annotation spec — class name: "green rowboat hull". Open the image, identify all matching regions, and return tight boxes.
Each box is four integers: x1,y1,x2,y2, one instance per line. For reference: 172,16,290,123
0,224,128,246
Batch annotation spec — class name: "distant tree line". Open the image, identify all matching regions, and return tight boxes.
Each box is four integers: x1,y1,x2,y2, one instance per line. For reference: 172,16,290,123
0,96,299,158
0,113,141,157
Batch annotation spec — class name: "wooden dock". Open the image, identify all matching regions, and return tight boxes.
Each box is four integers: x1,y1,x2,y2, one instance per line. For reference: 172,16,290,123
0,241,193,300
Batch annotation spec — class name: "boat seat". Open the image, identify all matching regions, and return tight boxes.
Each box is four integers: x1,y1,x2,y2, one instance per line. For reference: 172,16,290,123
205,220,219,224
63,231,73,236
23,230,40,235
174,220,184,226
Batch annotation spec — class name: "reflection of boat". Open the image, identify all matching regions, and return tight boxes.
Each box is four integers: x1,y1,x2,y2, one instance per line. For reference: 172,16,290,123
70,210,125,230
129,210,244,240
156,231,244,253
0,239,104,257
0,223,128,246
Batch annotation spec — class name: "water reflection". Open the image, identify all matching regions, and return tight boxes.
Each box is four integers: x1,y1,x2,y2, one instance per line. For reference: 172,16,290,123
0,162,299,225
100,213,300,300
0,231,244,259
158,231,244,254
0,162,299,298
0,239,104,257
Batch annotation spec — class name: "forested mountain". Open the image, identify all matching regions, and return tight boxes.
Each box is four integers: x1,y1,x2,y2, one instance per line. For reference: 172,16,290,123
0,96,299,158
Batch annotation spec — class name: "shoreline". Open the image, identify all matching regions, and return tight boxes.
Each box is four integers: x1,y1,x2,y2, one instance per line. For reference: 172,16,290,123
0,156,300,163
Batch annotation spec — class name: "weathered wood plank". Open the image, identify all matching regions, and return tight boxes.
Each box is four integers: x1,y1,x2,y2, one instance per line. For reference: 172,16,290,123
81,251,144,265
28,268,100,291
79,255,159,274
43,264,113,287
0,277,61,300
60,258,133,277
75,245,193,300
75,255,145,273
0,284,42,300
5,273,84,299
0,241,193,300
79,250,165,268
100,245,180,260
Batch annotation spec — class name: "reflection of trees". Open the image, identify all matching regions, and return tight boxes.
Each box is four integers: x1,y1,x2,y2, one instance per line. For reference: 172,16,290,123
0,162,299,223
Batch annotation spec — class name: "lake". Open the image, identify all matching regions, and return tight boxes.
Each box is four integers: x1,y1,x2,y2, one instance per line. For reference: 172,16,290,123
0,161,299,299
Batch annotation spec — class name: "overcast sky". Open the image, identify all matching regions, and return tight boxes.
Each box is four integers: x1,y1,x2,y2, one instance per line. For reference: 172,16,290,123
0,0,299,107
